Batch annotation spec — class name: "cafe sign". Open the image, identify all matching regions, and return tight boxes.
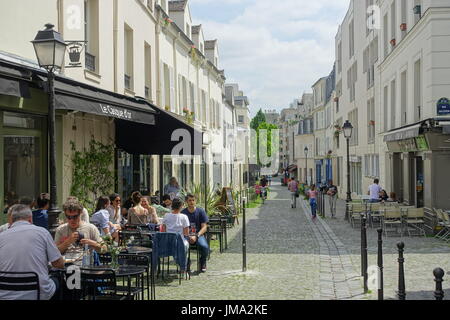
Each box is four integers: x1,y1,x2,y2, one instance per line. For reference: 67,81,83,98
437,98,450,116
100,104,132,120
415,135,429,151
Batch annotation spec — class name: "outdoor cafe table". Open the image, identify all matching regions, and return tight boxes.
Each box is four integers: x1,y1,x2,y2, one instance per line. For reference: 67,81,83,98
50,262,146,300
123,246,152,255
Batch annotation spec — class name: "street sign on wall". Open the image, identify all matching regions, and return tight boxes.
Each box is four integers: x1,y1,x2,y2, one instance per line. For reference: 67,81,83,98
437,98,450,116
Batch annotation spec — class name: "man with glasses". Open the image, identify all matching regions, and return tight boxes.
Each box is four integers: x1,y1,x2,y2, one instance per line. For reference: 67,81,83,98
55,199,103,257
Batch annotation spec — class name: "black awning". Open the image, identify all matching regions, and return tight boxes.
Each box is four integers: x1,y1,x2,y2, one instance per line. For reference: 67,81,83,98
53,79,155,125
115,107,203,156
0,64,31,98
384,123,422,142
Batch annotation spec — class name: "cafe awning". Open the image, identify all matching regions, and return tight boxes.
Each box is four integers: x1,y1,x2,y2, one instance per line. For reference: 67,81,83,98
287,164,297,172
115,107,203,156
0,63,31,98
49,77,156,125
384,123,422,142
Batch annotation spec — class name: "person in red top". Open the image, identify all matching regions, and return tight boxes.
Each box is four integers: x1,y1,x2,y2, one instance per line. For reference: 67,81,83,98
288,178,299,209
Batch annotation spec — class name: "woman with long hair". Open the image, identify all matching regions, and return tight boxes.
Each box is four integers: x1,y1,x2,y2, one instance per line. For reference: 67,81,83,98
107,193,125,228
91,196,120,242
127,191,151,225
141,196,160,224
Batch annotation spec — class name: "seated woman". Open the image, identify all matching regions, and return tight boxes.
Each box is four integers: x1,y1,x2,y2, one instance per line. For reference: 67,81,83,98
90,196,119,242
141,196,160,224
162,197,190,249
379,190,389,202
127,191,151,226
151,196,171,218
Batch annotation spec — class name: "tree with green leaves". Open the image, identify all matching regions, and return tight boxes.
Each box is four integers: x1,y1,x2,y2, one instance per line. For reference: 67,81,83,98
256,122,279,167
250,109,266,130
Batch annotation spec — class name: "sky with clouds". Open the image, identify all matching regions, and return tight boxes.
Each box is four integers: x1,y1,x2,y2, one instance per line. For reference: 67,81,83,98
189,0,351,116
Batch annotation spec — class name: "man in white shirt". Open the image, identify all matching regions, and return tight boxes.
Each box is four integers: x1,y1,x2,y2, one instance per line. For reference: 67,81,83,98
368,179,383,203
0,204,65,300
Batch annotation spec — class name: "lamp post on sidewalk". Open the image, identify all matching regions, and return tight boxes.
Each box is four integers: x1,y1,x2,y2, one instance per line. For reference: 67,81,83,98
343,120,353,221
32,24,67,237
304,146,309,186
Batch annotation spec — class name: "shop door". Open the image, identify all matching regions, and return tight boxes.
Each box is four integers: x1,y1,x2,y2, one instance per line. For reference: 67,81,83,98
416,157,424,208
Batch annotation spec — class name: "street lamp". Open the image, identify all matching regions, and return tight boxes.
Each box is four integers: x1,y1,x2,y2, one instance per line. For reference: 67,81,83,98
32,24,67,236
343,120,353,221
304,146,309,186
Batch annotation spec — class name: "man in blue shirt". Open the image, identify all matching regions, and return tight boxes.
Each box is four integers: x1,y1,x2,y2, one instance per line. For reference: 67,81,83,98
32,193,50,230
181,194,209,272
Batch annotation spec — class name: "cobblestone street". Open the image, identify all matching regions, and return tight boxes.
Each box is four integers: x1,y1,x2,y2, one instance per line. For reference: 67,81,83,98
155,183,366,300
320,197,450,300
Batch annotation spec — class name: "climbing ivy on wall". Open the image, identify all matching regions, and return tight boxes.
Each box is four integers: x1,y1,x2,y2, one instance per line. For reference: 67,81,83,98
70,138,114,213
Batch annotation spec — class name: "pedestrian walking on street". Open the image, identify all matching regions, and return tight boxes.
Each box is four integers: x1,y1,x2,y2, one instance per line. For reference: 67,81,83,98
307,184,319,220
326,180,338,218
288,177,299,209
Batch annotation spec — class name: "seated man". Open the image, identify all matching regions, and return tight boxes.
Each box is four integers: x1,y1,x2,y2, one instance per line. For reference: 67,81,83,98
0,204,64,300
55,199,104,258
32,193,50,230
161,194,172,209
181,194,209,273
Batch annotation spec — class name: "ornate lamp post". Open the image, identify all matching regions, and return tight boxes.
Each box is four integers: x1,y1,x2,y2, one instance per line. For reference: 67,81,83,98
304,146,309,186
343,120,353,221
32,24,67,236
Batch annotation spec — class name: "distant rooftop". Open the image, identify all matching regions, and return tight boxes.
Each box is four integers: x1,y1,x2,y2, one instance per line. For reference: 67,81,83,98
205,40,217,50
168,0,187,11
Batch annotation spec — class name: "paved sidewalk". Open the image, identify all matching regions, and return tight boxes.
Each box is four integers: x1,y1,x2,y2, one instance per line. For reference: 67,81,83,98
317,195,450,300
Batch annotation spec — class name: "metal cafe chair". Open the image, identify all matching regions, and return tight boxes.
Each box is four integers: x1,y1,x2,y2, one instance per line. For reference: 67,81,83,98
80,268,126,301
118,254,153,300
0,271,40,300
434,209,450,240
382,208,403,237
405,208,426,237
368,203,383,228
206,220,224,254
349,203,367,229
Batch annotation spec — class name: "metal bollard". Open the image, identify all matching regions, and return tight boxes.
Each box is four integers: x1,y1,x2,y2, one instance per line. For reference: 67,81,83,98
433,268,445,301
361,214,368,293
397,242,406,300
377,229,384,300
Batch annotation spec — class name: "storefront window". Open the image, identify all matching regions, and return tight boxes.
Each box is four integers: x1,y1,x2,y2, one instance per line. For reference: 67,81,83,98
3,112,42,130
4,136,41,206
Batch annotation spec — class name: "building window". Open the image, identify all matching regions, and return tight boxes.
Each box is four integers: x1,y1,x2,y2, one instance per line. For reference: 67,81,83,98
124,24,134,91
348,109,358,146
349,19,354,58
414,59,422,121
144,43,152,100
84,0,99,73
238,115,244,123
390,79,396,129
367,98,375,144
401,70,407,125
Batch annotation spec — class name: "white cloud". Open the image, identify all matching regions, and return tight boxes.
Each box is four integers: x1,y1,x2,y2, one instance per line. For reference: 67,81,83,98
190,0,350,115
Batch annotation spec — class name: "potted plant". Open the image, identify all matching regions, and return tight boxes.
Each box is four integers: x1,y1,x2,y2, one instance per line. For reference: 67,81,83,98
369,120,375,126
163,17,172,27
334,97,339,102
165,106,170,111
400,23,407,31
100,235,127,269
390,38,396,46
